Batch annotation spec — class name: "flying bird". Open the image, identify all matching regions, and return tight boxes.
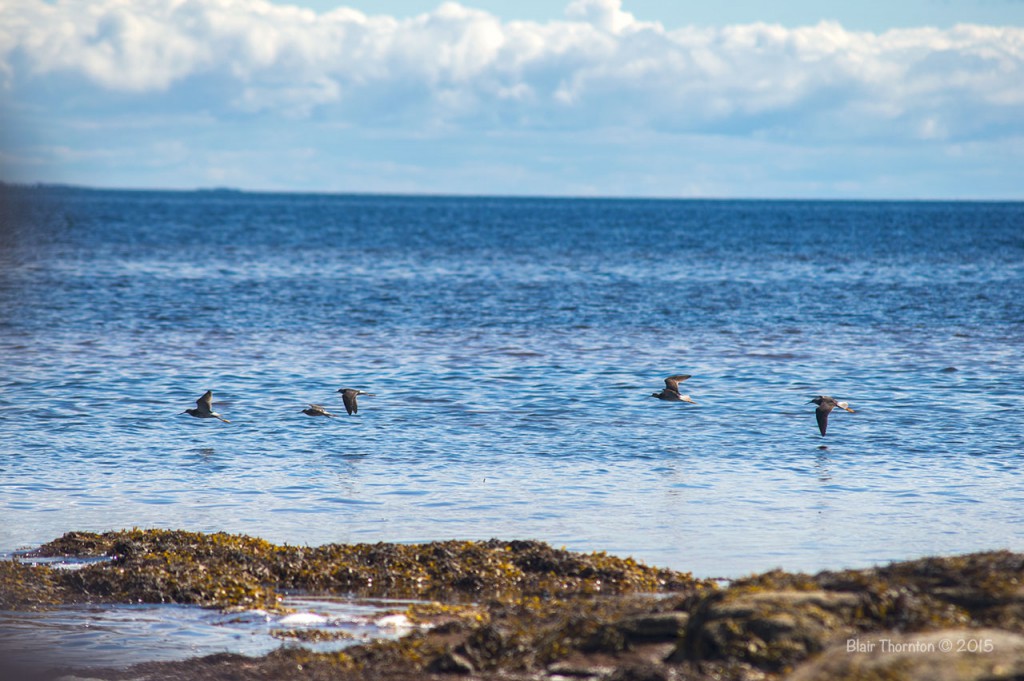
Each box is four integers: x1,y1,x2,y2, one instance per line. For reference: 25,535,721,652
302,404,336,418
650,375,697,404
808,396,854,436
181,390,230,423
338,388,375,415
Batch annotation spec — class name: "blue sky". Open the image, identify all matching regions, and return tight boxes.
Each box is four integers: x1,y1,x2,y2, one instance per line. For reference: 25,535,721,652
1,0,1023,198
303,0,1024,31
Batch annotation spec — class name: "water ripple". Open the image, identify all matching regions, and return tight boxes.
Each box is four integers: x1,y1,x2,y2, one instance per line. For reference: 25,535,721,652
1,191,1022,577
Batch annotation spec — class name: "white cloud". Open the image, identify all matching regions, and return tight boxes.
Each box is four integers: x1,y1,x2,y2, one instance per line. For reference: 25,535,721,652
565,0,643,34
0,0,1022,145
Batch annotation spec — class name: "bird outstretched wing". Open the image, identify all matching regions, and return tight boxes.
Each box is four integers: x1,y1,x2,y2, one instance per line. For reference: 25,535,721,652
197,391,214,410
664,374,691,391
341,390,358,415
815,405,830,436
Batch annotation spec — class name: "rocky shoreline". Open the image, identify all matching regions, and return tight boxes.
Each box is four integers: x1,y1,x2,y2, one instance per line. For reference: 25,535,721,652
2,530,1022,681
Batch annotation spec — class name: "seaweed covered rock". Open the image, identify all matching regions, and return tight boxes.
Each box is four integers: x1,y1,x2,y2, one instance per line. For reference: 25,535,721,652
675,589,865,670
4,529,704,610
0,560,65,610
672,551,1023,676
360,592,692,679
861,551,1024,630
5,535,1024,681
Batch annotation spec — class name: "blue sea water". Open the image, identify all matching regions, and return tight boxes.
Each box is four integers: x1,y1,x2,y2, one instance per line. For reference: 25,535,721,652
1,187,1023,578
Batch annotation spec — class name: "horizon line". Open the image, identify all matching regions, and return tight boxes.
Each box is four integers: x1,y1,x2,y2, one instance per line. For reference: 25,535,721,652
2,180,1021,204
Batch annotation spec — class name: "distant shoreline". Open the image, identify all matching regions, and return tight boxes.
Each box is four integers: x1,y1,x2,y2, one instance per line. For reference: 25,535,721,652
3,181,1020,204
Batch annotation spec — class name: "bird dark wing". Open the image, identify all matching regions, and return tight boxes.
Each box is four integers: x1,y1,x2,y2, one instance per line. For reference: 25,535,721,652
664,374,691,390
342,390,357,415
197,391,214,410
815,403,832,436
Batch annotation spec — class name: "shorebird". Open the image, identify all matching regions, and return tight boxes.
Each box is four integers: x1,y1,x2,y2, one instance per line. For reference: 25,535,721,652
181,390,230,423
338,388,375,415
808,396,854,436
650,375,697,404
302,404,336,418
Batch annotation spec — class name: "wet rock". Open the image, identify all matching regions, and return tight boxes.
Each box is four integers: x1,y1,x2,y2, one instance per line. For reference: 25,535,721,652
618,612,690,642
674,589,864,670
788,628,1024,681
451,621,539,671
546,660,615,678
428,650,476,674
605,663,673,681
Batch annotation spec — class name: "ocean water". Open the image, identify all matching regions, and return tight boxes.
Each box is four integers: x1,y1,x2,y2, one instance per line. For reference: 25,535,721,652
1,188,1023,579
0,589,419,668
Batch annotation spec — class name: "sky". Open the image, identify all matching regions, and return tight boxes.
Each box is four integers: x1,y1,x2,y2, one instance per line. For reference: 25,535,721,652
1,0,1023,198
